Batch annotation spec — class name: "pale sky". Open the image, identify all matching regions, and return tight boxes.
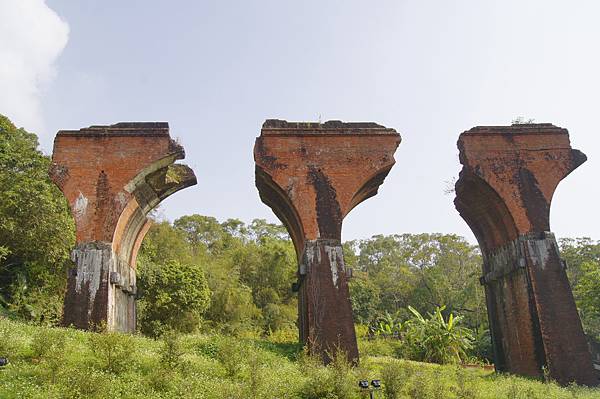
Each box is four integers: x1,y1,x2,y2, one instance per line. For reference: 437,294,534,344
2,1,600,242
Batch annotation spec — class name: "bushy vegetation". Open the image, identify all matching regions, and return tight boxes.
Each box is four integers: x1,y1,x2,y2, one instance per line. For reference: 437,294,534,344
0,115,75,323
137,259,211,337
1,317,599,399
402,306,474,364
364,306,475,365
136,215,298,336
560,237,600,340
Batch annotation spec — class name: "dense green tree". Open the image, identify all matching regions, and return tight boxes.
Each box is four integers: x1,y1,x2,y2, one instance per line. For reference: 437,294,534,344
221,218,249,240
560,238,600,339
348,273,381,324
140,221,196,266
560,237,600,286
201,255,262,334
137,220,211,335
247,218,290,241
405,234,486,329
0,115,75,322
348,233,485,331
174,214,228,254
137,215,298,335
239,235,297,331
351,235,418,318
238,237,296,307
137,259,210,336
574,261,600,340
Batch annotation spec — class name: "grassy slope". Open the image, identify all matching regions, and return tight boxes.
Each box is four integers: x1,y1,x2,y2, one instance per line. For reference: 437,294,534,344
0,318,598,399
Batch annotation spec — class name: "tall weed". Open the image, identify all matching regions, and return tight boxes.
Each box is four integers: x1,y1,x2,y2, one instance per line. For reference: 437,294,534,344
29,326,67,383
88,330,135,373
299,348,358,399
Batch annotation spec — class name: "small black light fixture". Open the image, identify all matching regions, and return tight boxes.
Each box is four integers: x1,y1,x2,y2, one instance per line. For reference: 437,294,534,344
358,379,381,398
0,357,8,367
291,281,300,292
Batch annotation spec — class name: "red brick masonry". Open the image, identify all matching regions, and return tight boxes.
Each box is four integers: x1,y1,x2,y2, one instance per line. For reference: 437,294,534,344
254,120,401,363
454,124,597,386
50,122,196,332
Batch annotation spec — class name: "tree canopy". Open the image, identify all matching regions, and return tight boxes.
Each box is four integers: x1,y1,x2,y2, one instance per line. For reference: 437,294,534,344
0,114,75,322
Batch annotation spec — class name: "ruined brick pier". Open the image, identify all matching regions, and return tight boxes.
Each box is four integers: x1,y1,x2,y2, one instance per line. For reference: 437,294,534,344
50,123,196,332
254,120,401,363
454,124,597,386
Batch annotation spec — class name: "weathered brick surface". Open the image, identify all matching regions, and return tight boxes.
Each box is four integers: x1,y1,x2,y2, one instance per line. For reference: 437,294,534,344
454,124,597,386
51,123,196,332
255,120,401,363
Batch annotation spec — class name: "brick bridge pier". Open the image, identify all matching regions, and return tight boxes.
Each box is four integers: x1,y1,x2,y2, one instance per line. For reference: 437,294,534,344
254,120,401,363
454,124,597,386
50,122,196,332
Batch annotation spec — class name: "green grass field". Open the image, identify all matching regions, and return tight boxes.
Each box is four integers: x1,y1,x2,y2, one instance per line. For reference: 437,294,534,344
0,318,598,399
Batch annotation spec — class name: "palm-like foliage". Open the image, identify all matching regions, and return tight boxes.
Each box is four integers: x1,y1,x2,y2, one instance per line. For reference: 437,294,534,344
403,305,473,364
369,311,404,338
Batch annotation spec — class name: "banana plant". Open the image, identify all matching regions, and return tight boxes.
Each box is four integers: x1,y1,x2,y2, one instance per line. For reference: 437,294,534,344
369,311,404,338
404,305,474,364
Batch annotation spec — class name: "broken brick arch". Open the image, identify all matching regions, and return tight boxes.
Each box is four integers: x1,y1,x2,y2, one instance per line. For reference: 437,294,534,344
254,119,401,364
455,170,519,254
50,122,196,332
255,166,305,259
453,124,597,386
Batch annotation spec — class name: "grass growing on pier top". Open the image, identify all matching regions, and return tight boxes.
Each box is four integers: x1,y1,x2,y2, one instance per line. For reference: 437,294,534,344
0,317,598,399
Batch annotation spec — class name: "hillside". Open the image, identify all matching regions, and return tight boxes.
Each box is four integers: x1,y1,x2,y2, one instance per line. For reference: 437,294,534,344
0,318,598,399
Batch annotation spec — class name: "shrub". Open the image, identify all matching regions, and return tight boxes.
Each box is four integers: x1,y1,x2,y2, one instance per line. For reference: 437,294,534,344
88,330,135,373
159,330,185,370
0,318,15,357
402,306,473,364
1,318,599,399
299,348,358,399
453,366,478,399
194,336,219,358
138,259,211,337
358,337,399,357
217,338,248,377
262,302,296,333
469,327,493,363
245,352,266,399
29,326,67,383
267,325,298,344
57,365,109,398
381,361,405,399
369,311,404,339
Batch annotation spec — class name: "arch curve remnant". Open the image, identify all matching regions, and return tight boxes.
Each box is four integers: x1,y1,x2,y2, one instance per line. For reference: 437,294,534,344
254,119,401,364
454,124,597,386
50,122,197,332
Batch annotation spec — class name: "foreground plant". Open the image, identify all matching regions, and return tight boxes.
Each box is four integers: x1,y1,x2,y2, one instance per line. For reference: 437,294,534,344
403,305,474,364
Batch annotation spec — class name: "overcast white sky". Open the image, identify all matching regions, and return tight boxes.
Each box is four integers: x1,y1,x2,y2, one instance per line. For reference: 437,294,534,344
2,0,600,242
